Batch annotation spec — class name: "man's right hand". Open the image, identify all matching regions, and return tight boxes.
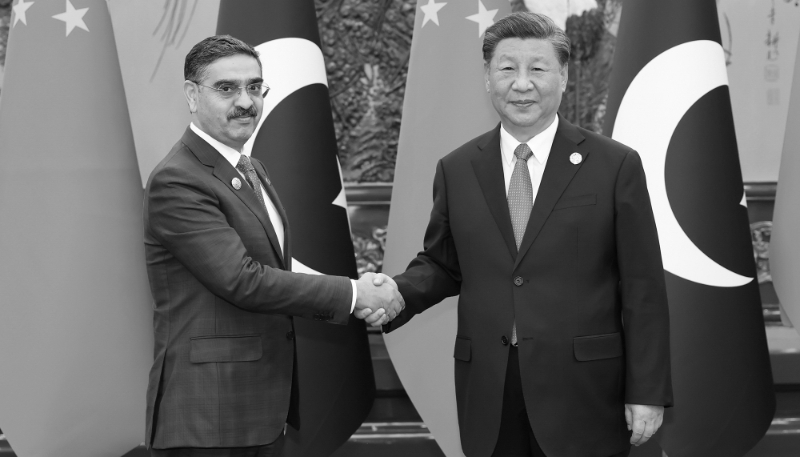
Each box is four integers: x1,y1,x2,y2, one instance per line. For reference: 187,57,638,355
353,273,404,327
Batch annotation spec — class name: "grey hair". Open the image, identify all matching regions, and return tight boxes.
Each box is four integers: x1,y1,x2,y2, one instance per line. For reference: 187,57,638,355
184,35,262,83
482,12,570,66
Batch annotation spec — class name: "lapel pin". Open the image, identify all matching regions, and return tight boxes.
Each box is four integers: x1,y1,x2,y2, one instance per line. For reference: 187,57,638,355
232,177,242,190
570,152,583,165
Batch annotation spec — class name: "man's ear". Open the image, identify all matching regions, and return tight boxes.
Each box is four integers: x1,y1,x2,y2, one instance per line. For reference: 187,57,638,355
184,80,199,113
560,63,569,92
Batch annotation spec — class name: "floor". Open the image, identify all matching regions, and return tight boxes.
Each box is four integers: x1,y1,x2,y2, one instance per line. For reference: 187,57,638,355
1,390,798,457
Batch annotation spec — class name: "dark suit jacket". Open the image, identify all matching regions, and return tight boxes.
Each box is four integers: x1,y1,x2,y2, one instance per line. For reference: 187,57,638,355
143,127,352,449
386,118,673,457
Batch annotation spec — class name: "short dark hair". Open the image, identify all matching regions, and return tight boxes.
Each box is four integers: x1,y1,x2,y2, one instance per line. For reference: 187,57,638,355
184,35,262,83
482,12,570,66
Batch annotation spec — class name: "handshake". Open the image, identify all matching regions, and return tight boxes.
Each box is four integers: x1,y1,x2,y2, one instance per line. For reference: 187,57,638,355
353,273,404,327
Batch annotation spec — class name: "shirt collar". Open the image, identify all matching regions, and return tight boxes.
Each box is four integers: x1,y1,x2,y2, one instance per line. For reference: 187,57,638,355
190,122,243,169
500,115,560,167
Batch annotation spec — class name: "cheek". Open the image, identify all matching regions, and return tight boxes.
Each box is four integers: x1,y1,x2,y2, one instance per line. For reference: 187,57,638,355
199,101,225,121
253,100,265,115
218,107,234,122
490,81,509,99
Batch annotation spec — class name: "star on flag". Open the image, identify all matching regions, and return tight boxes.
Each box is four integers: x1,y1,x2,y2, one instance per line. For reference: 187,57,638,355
52,0,89,36
420,0,447,27
466,0,499,37
12,0,34,27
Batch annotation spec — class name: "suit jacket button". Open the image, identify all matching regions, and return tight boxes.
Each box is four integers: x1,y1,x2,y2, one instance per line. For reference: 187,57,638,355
514,276,524,286
286,331,295,340
501,336,509,346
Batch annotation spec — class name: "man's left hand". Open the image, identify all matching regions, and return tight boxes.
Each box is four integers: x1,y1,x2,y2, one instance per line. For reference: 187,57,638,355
625,404,664,446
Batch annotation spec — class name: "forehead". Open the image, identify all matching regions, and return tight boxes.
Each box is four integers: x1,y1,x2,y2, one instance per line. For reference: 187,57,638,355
202,54,262,82
491,38,559,63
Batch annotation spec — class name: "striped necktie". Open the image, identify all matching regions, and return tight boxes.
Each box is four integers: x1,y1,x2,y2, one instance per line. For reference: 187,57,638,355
236,154,268,213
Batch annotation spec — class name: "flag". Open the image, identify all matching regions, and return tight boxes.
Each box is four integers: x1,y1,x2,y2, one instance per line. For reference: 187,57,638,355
604,1,775,456
216,1,375,455
0,1,152,456
771,29,800,335
381,1,512,456
107,0,221,186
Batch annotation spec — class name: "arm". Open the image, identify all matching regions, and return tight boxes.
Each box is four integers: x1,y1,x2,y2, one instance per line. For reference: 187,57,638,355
382,160,462,332
614,150,673,444
147,164,400,323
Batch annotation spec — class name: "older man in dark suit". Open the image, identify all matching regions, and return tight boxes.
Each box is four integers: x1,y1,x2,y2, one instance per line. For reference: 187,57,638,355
143,35,401,456
376,12,672,457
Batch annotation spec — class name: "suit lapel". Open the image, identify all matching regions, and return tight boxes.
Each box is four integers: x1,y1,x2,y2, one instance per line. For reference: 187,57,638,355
514,118,587,269
253,160,292,270
181,128,286,268
213,162,286,268
471,125,517,261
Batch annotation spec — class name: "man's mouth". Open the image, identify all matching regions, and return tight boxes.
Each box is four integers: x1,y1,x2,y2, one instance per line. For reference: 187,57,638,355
511,100,535,107
229,115,255,123
229,107,258,120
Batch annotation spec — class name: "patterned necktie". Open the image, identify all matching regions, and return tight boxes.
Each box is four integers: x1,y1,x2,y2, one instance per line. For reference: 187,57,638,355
508,143,534,346
236,154,268,213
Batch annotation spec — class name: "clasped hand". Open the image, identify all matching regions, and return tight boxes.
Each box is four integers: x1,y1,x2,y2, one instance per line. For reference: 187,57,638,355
353,273,404,327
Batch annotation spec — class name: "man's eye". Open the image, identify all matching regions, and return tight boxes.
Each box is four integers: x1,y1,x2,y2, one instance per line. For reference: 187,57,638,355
218,85,235,93
247,84,261,92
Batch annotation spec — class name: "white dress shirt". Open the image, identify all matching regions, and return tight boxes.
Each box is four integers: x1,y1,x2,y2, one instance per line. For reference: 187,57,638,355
190,123,358,312
499,115,560,202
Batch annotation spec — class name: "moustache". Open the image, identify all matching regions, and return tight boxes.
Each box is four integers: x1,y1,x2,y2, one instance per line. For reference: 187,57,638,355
228,106,258,120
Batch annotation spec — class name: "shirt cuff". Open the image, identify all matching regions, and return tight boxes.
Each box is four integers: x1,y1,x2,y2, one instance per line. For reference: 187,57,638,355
350,279,357,314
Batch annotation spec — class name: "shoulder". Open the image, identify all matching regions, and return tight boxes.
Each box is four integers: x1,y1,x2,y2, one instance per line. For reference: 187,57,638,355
145,139,211,195
440,125,500,165
575,124,635,156
562,122,640,170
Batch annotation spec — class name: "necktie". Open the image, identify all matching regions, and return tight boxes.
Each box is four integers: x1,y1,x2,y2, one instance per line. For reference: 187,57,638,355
508,143,534,346
236,154,268,213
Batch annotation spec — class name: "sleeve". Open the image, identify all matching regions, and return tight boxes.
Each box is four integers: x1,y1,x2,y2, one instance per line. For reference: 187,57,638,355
614,150,674,407
384,159,462,333
146,163,352,324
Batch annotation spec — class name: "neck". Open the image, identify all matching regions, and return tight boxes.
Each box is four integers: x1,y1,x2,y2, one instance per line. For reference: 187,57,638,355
191,119,245,153
503,114,556,144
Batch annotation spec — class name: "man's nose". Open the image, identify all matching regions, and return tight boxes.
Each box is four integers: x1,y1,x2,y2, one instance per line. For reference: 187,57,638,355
233,88,255,107
512,71,534,91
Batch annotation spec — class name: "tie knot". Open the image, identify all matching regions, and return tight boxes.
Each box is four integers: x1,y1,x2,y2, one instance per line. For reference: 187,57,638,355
514,143,533,162
236,154,255,173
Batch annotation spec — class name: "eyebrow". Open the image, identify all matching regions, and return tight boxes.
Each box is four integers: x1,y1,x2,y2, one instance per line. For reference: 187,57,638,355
212,77,264,87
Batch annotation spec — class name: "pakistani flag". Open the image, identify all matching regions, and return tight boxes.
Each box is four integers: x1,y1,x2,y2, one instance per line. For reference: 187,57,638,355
604,1,775,455
217,1,375,455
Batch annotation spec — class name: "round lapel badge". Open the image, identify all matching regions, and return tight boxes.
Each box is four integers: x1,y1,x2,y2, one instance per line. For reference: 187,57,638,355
570,152,583,165
232,177,242,190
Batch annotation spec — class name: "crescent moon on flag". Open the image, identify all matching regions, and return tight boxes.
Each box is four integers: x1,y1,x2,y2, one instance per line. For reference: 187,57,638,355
612,40,752,288
244,37,329,154
244,38,348,275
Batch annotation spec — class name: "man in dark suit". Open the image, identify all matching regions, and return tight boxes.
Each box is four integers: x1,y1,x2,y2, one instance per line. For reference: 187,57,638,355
376,12,672,457
143,35,401,456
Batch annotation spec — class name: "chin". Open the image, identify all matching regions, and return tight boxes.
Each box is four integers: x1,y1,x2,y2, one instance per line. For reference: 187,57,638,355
506,111,539,124
508,118,539,130
232,127,255,139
